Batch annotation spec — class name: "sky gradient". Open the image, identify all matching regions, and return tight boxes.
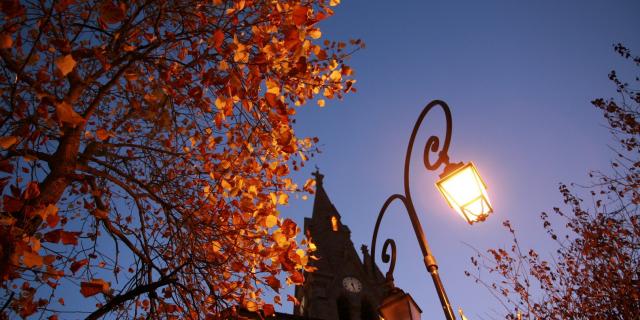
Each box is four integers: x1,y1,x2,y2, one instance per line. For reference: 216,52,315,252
279,1,640,319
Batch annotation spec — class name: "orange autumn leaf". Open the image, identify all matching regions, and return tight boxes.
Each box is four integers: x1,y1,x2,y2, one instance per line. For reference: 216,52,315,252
55,101,84,127
0,33,12,49
96,128,109,141
55,54,76,76
0,0,361,317
22,251,43,268
245,301,258,312
80,279,110,297
0,136,17,149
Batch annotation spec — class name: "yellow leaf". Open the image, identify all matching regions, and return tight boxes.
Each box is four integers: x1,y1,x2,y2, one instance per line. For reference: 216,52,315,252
23,251,43,268
266,79,280,95
273,232,288,247
211,241,222,253
317,99,325,107
215,97,228,111
221,179,231,190
233,41,249,63
278,193,289,205
55,54,76,76
0,136,17,149
265,215,278,228
330,0,340,6
329,70,341,82
246,301,258,312
308,29,322,39
270,192,277,205
55,101,84,127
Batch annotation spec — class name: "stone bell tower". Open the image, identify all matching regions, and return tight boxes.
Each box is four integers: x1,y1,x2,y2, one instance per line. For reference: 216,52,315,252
293,170,389,320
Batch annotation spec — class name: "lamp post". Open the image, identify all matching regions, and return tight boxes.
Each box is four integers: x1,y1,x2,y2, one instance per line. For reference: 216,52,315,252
371,100,493,320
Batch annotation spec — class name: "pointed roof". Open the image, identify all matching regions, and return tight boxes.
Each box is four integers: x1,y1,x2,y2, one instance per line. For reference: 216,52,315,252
311,169,341,221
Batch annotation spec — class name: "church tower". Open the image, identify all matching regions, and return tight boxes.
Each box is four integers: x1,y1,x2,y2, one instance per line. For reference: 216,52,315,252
294,170,388,320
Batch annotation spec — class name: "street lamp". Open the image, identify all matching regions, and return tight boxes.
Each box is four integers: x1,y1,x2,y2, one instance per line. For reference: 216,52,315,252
371,100,493,320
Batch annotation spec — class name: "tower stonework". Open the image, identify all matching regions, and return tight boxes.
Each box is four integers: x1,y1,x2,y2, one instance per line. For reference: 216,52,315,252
293,171,388,320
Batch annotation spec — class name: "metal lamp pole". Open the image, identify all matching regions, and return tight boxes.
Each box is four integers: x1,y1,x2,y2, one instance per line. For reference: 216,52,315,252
371,100,458,320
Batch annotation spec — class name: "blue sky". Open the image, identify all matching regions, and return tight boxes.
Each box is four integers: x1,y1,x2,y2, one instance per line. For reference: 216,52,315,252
280,1,640,318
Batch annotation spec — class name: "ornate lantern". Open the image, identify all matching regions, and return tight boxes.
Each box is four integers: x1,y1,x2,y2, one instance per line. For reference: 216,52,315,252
436,162,493,224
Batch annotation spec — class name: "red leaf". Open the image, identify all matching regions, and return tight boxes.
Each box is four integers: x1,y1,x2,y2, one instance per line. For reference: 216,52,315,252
70,259,89,274
99,2,126,25
213,29,224,51
43,229,62,243
263,304,275,317
265,93,279,108
61,231,80,245
281,219,298,238
2,195,23,212
289,270,304,285
287,294,299,306
264,275,281,293
292,6,308,26
80,279,109,297
46,211,60,228
22,182,40,200
0,160,13,173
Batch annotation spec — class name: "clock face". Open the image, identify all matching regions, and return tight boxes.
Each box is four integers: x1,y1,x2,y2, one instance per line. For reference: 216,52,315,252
342,277,362,293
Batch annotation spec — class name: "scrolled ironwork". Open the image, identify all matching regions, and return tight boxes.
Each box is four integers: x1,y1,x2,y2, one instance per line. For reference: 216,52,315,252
370,99,457,320
381,239,396,283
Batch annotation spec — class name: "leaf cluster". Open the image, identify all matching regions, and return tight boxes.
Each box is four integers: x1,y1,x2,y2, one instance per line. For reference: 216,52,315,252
0,0,361,318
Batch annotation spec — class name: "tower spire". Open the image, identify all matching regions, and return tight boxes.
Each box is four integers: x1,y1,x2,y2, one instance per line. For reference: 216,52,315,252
311,168,339,221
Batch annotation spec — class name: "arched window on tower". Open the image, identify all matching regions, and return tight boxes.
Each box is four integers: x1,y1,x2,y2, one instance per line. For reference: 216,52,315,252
336,295,351,320
331,215,339,232
360,298,377,320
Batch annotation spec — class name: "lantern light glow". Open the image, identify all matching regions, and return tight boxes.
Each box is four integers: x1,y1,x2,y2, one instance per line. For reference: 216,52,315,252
435,162,493,224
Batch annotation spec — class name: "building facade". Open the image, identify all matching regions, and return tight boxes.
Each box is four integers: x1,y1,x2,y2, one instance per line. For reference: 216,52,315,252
229,171,394,320
292,171,389,320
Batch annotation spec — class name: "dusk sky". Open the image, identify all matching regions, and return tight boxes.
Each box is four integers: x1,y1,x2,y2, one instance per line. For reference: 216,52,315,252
279,1,640,318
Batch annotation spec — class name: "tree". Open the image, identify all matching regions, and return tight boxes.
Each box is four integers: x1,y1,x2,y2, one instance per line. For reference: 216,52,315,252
0,0,362,318
466,44,640,319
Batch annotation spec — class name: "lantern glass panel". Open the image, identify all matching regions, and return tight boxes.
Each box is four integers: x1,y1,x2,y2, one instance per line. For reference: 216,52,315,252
436,162,493,224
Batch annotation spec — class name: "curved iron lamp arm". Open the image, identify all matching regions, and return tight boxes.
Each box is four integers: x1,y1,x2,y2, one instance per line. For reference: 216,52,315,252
370,100,456,320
